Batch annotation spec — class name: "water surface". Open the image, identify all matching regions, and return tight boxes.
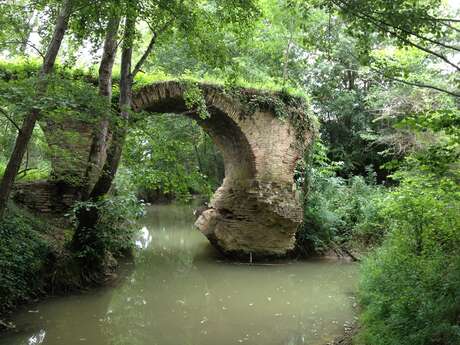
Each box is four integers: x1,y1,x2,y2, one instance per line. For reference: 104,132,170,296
2,204,357,345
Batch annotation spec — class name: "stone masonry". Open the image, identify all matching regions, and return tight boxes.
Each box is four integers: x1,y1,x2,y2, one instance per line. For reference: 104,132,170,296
29,81,313,257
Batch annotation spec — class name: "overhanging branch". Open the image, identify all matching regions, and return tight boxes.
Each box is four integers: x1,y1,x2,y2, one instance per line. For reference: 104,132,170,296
332,0,460,71
132,21,171,78
382,74,460,98
132,32,158,78
0,108,22,133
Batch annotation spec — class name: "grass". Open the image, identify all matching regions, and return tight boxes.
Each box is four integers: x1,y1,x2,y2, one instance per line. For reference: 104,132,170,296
0,58,310,101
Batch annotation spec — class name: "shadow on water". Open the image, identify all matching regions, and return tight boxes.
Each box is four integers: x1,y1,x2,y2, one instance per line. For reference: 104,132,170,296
1,204,357,345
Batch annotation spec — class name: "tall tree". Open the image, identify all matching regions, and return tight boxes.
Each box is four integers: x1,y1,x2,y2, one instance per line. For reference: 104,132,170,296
71,8,139,257
82,14,122,199
89,0,260,199
72,0,260,250
0,0,74,218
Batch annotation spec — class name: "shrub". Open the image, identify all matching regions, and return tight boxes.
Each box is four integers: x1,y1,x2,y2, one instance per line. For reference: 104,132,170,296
297,140,386,254
0,206,50,313
358,176,460,345
70,190,145,269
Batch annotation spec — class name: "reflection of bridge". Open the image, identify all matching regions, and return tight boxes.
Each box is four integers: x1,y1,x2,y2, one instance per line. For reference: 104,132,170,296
31,81,315,257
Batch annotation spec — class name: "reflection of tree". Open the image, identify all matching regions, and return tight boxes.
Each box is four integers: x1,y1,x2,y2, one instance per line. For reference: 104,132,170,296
27,329,46,345
2,328,46,345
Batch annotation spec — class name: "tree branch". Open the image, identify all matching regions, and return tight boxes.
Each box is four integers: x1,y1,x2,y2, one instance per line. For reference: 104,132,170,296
382,74,460,98
332,0,460,71
336,0,460,50
342,63,460,98
3,40,45,59
0,108,22,133
423,15,460,33
132,32,158,78
424,17,460,23
17,167,35,178
132,21,171,78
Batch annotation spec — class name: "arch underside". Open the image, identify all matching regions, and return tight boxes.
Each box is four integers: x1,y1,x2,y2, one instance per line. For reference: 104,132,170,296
133,82,307,258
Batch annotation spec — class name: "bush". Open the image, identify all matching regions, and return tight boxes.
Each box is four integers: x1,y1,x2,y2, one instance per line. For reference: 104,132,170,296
0,206,50,313
70,190,145,269
297,140,386,254
358,176,460,345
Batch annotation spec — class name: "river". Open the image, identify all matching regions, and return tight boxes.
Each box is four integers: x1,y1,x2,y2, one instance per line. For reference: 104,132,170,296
2,204,357,345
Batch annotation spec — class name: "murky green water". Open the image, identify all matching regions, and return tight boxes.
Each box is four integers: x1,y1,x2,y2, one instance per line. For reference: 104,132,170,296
2,204,357,345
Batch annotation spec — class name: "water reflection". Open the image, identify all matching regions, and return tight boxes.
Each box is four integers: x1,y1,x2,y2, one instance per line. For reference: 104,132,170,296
135,226,153,249
27,330,46,345
2,204,357,345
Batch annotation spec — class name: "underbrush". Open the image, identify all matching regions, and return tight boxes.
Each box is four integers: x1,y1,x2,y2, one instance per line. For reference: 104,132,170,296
298,137,460,345
296,140,386,256
358,175,460,345
355,110,460,345
0,189,144,319
69,189,145,273
0,204,51,315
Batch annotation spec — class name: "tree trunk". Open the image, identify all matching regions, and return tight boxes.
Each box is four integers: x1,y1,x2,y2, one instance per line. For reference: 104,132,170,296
72,14,136,254
0,0,73,219
89,15,135,199
82,15,121,199
194,144,204,173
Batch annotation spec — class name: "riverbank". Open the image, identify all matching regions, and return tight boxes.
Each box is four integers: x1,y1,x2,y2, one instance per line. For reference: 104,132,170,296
0,203,130,332
326,320,359,345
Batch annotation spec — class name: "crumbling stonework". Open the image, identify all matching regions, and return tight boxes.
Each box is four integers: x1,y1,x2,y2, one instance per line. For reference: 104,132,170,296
12,180,81,214
40,117,97,187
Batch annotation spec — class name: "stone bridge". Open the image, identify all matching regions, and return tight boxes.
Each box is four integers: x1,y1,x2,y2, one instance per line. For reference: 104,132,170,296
18,81,315,258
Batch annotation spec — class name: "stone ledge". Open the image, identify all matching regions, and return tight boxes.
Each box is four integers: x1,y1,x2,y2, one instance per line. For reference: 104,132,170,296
12,180,81,214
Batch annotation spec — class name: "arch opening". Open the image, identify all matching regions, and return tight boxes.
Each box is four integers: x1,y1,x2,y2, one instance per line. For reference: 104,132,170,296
141,104,257,187
132,82,308,258
19,81,310,258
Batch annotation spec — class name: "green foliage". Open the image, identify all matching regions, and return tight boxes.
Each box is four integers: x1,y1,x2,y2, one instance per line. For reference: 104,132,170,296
329,0,457,54
123,114,223,202
357,109,460,345
0,4,458,344
0,0,36,57
70,191,145,264
358,175,460,345
182,80,210,119
0,205,50,313
297,140,385,254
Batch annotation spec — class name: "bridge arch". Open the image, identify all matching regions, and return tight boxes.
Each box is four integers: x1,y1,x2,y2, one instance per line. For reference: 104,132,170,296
132,81,314,258
17,81,314,258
